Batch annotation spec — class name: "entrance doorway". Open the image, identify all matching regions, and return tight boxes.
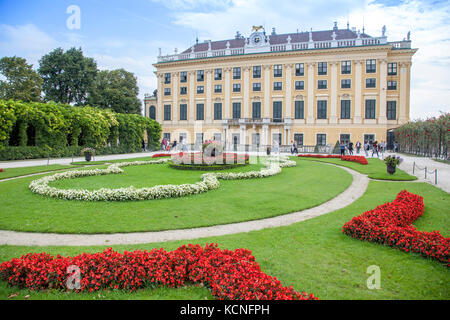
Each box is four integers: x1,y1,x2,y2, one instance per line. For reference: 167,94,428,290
232,133,240,151
252,133,260,150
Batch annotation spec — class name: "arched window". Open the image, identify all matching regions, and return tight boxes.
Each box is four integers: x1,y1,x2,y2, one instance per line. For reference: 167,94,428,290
149,106,156,120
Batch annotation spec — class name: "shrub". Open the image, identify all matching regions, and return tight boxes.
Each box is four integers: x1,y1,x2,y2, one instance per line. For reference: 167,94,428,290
343,190,449,266
0,244,317,300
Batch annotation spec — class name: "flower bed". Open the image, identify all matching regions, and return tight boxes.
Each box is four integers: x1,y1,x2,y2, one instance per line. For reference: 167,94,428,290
29,156,296,201
341,155,368,165
298,154,368,165
0,244,317,300
298,154,341,159
152,153,172,158
343,190,450,266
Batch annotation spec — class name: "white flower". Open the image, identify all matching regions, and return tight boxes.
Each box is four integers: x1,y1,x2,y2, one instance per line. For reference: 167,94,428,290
29,157,296,201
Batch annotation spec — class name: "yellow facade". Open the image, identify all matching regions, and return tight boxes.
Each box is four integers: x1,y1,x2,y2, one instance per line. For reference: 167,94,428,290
146,29,416,150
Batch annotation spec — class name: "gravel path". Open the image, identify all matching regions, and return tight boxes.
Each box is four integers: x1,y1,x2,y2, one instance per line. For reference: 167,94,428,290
0,163,369,246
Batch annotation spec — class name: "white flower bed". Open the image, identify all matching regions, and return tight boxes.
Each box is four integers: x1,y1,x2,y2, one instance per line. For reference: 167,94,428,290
29,156,296,201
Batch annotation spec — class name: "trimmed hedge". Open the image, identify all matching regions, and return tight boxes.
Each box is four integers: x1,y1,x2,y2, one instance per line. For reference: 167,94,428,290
0,99,161,160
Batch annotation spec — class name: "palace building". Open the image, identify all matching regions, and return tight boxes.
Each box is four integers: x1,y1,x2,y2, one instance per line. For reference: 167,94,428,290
145,23,416,151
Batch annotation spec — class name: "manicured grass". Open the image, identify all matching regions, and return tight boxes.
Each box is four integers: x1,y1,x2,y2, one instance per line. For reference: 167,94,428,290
298,157,417,181
0,164,82,180
0,158,353,234
0,180,448,300
70,156,159,166
433,159,450,165
0,281,212,300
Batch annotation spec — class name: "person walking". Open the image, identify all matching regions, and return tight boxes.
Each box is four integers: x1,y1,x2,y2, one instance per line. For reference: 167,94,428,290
172,140,178,151
290,141,295,155
340,141,346,156
372,141,379,158
356,141,361,154
348,141,354,155
364,141,369,157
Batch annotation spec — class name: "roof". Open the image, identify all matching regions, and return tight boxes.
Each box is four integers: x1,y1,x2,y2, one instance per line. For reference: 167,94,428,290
182,29,371,54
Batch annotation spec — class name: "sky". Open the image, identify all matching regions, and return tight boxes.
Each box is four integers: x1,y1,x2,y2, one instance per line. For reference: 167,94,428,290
0,0,449,119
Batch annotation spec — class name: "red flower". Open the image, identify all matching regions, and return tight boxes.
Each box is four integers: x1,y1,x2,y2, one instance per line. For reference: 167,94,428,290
342,191,449,267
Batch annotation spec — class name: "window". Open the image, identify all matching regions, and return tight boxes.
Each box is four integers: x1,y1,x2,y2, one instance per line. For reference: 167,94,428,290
341,79,351,89
273,101,282,121
232,102,241,119
364,134,375,144
366,78,376,88
164,73,171,84
253,66,261,78
294,133,304,146
295,101,304,119
388,62,397,75
253,83,261,91
365,99,376,119
295,81,304,90
233,83,241,92
214,103,222,120
164,88,171,96
341,61,351,74
180,71,187,83
366,59,376,73
316,134,326,146
196,104,204,120
195,133,204,145
387,101,397,120
213,133,221,142
197,86,204,94
214,68,222,80
318,62,327,75
180,87,187,95
214,85,222,93
340,134,350,145
274,64,282,77
317,101,327,119
149,106,156,120
179,104,187,120
340,100,351,119
387,81,397,90
252,102,261,119
318,80,327,89
197,70,204,82
163,133,171,141
273,82,282,91
164,105,171,121
295,63,304,76
233,67,241,80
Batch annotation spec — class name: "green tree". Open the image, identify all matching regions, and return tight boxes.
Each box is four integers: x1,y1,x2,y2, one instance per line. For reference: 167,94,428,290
88,68,142,114
0,56,43,102
38,47,97,105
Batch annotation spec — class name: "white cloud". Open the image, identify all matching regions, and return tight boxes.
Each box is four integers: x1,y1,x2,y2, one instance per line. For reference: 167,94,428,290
0,24,58,67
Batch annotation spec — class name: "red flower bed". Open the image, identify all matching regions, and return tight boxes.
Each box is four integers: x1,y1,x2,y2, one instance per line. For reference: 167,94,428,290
0,168,3,172
341,155,368,165
0,244,317,300
343,190,449,266
298,154,367,165
152,153,172,158
298,154,341,159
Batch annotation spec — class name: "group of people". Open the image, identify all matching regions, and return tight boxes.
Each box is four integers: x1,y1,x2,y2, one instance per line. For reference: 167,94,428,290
338,140,389,158
160,138,189,152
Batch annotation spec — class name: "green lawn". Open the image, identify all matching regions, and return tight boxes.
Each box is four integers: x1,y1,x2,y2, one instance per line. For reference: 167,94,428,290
0,164,82,180
1,180,448,300
298,157,417,181
0,158,352,234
